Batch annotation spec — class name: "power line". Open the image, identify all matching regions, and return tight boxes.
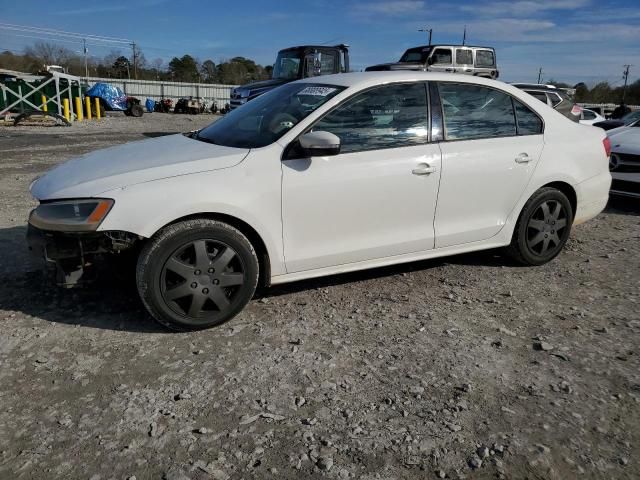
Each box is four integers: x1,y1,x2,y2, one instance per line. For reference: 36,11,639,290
0,22,131,44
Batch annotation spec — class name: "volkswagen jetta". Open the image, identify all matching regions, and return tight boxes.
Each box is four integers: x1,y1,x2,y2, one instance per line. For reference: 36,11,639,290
27,72,611,330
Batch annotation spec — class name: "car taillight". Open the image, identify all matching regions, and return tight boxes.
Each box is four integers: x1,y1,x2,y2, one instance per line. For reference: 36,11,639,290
571,104,583,116
603,137,611,157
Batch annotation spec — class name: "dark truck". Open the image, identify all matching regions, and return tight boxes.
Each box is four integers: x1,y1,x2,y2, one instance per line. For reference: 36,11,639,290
365,44,499,79
229,44,349,110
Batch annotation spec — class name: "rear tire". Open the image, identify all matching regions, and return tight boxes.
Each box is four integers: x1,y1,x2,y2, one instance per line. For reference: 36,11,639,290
136,219,259,331
507,187,573,266
130,104,144,117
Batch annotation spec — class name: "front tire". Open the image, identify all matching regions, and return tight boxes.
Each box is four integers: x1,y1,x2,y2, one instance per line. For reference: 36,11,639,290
136,219,259,331
507,187,573,266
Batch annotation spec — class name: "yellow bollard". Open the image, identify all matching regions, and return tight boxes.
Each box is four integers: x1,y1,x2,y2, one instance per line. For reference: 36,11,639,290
74,97,83,121
63,98,70,122
94,97,101,119
41,95,48,112
85,97,92,120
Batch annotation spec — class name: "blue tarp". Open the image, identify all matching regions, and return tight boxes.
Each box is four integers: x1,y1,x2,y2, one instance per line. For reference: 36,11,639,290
145,98,155,113
86,83,128,111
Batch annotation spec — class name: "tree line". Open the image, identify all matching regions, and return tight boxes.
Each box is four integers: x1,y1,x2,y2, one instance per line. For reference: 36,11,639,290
1,42,639,103
0,41,272,85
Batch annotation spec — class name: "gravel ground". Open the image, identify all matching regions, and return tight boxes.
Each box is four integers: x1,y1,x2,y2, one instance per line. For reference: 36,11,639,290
0,113,638,480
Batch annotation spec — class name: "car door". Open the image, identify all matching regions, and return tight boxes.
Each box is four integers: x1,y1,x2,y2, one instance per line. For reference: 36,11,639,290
428,48,454,73
281,82,441,272
434,82,544,247
454,48,474,75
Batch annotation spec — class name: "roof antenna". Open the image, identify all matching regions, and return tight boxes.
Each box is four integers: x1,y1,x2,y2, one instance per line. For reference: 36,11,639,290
462,25,467,45
418,27,432,46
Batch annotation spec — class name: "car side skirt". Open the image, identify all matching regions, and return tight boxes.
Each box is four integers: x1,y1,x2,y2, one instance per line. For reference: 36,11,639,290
270,237,510,285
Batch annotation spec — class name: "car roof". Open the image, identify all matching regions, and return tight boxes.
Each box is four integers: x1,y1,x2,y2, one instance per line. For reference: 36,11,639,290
297,71,503,89
404,45,495,50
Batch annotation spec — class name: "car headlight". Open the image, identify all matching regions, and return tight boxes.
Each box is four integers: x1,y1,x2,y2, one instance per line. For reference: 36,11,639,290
28,199,114,232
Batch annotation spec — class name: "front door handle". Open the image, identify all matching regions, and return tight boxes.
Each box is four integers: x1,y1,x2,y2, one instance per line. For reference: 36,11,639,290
412,163,437,175
515,153,532,164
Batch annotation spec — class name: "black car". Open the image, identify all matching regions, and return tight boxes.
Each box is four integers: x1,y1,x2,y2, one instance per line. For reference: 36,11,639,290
594,110,640,131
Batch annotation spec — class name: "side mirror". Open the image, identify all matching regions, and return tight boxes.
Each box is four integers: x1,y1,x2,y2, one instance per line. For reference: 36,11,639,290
427,56,434,65
299,131,341,157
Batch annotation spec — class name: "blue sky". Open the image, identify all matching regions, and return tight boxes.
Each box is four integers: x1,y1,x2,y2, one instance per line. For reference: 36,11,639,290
1,0,638,85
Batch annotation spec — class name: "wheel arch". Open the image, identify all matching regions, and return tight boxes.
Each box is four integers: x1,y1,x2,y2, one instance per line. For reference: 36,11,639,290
540,181,577,218
154,212,272,288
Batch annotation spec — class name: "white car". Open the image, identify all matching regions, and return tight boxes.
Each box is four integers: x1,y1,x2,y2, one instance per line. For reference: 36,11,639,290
607,123,640,198
27,72,612,331
580,108,606,126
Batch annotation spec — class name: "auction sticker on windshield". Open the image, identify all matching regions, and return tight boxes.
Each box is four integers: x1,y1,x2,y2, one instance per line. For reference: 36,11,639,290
298,86,338,96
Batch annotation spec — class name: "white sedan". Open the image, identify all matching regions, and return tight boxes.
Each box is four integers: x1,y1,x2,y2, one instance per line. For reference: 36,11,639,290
580,108,606,126
28,72,611,330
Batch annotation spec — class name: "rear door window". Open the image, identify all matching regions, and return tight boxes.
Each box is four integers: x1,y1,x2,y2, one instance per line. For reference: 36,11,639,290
455,49,473,65
438,83,516,140
475,50,495,68
431,48,452,65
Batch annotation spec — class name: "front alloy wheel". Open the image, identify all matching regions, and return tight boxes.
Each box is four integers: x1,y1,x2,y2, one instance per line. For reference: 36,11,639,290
137,219,259,331
161,240,245,320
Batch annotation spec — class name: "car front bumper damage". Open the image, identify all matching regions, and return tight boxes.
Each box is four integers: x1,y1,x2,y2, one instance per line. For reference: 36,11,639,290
27,223,140,287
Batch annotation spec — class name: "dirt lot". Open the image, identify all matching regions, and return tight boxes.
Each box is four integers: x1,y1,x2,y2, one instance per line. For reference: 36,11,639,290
0,113,638,480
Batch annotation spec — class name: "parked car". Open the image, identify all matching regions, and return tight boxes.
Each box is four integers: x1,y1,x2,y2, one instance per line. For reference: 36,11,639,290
27,72,611,331
85,82,144,117
229,44,349,110
366,45,499,79
593,110,640,131
580,108,605,126
607,123,640,198
512,83,581,122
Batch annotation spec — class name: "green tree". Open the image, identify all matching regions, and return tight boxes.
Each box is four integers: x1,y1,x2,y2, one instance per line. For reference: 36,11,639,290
112,56,131,78
168,55,200,82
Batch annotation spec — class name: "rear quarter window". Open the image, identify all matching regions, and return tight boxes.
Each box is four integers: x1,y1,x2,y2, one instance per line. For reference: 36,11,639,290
475,50,495,68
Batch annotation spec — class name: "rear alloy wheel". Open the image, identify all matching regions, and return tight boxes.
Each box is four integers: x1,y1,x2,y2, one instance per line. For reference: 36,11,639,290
508,187,573,265
137,219,259,331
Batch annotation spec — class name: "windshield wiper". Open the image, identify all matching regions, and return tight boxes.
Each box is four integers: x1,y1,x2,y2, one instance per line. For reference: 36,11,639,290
191,130,217,145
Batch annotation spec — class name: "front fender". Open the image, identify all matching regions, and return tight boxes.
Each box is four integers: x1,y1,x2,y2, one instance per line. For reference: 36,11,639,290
97,162,285,275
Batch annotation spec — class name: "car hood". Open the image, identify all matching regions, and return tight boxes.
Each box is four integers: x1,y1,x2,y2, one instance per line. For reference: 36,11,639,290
608,127,640,154
31,133,249,200
234,78,289,95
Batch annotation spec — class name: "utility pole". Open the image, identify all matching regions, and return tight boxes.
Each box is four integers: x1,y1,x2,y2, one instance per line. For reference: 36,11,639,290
462,25,467,45
131,41,138,80
83,38,88,80
537,67,543,84
418,27,432,45
622,64,631,103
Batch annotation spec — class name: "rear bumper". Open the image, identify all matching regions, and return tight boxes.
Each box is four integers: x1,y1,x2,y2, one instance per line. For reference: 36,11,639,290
610,172,640,198
574,172,612,225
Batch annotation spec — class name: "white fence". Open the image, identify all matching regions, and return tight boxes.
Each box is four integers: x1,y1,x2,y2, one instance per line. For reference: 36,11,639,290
86,77,238,106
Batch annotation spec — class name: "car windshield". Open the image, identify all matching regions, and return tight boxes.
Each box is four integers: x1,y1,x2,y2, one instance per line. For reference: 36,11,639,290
272,51,302,80
400,47,431,63
195,83,346,148
622,111,640,123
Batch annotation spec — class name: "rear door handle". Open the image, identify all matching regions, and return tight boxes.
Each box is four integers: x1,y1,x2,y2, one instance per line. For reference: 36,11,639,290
412,163,437,175
515,153,532,164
